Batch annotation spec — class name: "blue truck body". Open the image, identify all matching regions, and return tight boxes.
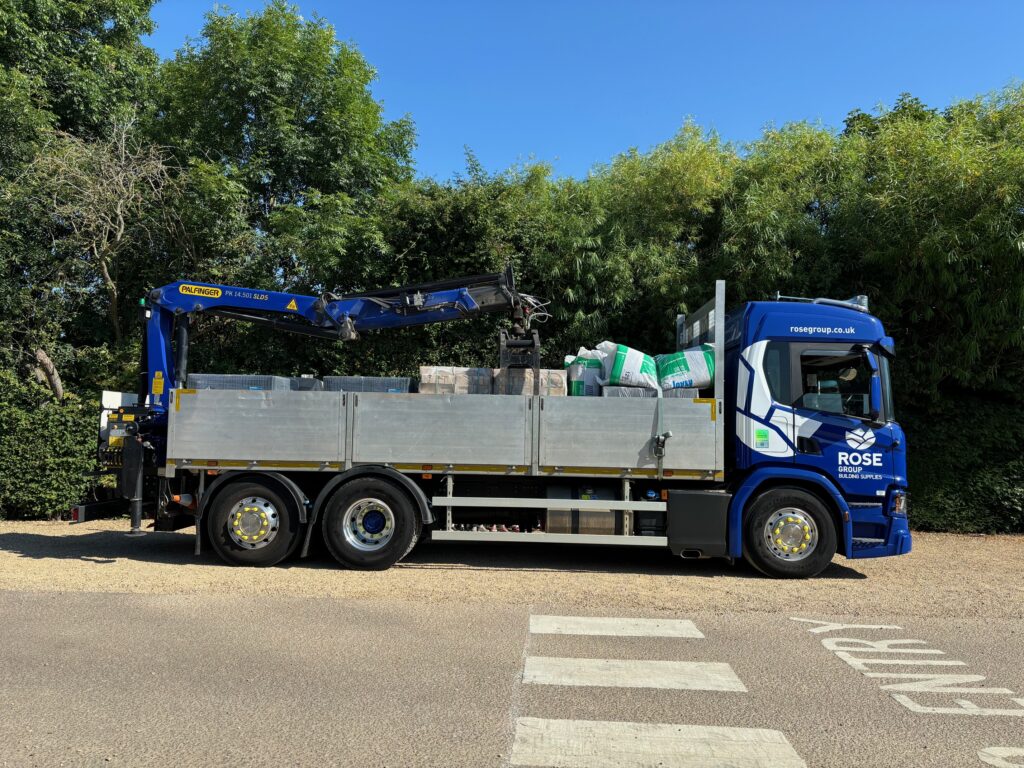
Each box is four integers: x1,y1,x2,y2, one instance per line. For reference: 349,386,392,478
726,300,910,561
86,275,910,577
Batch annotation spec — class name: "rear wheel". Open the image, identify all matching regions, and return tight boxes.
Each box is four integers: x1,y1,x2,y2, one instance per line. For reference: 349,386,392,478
743,487,837,578
321,478,420,570
207,480,302,567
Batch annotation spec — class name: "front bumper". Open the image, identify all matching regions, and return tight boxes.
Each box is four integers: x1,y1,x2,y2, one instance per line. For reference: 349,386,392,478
848,514,912,559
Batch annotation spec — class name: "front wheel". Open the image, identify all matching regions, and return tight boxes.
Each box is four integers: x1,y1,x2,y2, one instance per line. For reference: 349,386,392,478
321,478,419,570
743,488,837,578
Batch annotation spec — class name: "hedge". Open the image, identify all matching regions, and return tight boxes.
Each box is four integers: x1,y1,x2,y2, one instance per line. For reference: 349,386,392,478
0,370,97,519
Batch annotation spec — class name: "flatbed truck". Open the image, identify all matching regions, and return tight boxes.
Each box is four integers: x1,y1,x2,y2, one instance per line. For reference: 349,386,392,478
79,272,911,578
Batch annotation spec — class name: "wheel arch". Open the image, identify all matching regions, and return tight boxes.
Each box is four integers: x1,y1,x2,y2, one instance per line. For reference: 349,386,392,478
300,466,432,558
728,468,850,559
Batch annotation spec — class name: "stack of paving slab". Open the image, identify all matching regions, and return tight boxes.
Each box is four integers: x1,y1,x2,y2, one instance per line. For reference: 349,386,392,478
417,366,568,396
492,368,567,396
418,366,493,394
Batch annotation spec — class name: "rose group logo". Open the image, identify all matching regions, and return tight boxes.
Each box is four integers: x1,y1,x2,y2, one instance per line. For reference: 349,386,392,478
845,427,876,450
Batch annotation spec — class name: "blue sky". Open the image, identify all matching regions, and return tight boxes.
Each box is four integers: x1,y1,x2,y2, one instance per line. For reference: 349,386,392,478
146,1,1024,180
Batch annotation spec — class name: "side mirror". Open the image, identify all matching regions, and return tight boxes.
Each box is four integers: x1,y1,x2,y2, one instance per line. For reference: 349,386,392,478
869,375,883,423
861,348,882,423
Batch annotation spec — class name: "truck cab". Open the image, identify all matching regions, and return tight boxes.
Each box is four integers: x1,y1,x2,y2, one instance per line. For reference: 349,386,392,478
725,297,911,575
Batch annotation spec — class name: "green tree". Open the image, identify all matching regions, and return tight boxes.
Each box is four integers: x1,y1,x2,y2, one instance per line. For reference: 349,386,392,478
150,1,413,288
0,0,157,137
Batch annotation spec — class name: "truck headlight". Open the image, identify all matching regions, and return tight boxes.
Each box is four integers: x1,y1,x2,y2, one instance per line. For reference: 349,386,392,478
891,491,908,517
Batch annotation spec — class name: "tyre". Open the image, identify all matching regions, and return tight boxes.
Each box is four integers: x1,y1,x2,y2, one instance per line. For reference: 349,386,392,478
207,480,302,567
742,487,837,578
321,478,420,570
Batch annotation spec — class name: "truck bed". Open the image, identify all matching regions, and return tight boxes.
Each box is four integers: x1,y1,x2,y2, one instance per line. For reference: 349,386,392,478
165,390,723,480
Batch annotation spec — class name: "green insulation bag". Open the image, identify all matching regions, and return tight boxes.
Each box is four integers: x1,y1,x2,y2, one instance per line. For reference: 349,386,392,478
655,344,714,390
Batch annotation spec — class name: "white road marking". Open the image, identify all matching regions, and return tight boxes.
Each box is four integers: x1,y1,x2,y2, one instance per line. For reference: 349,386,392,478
866,673,1015,695
979,747,1024,767
822,637,946,654
894,696,1024,717
790,617,902,633
834,651,966,672
529,615,704,638
510,717,807,768
795,620,1024,717
523,656,747,691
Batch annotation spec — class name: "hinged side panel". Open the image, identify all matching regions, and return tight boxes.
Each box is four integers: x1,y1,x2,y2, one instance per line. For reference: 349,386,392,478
538,397,718,472
167,390,345,462
350,393,531,467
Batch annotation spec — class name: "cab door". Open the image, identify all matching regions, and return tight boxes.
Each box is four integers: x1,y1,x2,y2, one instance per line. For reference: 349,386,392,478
788,343,896,501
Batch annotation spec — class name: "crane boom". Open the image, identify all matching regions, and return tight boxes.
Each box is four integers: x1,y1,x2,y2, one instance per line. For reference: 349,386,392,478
141,267,540,412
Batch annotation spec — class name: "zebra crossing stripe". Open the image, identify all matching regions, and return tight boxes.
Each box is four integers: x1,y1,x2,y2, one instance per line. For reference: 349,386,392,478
510,717,807,768
529,615,704,638
523,656,747,691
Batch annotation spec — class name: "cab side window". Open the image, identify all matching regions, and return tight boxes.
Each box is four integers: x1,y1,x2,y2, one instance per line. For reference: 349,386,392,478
762,341,790,403
797,348,872,418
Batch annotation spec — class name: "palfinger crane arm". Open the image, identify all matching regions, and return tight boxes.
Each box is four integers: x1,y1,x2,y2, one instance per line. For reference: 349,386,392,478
141,266,544,412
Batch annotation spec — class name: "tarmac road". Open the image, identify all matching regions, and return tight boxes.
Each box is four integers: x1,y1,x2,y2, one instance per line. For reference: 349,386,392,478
1,521,1023,768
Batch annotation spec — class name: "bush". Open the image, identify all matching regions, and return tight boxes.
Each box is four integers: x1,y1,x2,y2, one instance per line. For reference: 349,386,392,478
0,369,97,519
903,393,1024,533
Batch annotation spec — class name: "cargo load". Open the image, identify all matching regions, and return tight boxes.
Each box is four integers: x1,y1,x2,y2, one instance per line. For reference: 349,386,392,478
563,349,603,396
289,376,323,391
656,345,715,390
418,366,493,395
595,341,659,390
601,386,699,398
493,368,567,396
186,376,311,393
324,376,411,393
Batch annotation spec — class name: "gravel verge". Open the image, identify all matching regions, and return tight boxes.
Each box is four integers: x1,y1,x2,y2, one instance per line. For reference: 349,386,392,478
0,520,1021,618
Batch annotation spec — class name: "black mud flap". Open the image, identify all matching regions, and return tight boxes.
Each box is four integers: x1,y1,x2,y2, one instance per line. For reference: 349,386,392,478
666,490,732,557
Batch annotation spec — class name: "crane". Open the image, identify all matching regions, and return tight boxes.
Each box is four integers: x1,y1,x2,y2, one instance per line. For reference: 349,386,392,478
139,266,548,413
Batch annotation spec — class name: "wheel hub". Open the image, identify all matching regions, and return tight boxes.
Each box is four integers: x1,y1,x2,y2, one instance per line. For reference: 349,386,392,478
341,499,395,552
764,507,818,562
228,497,280,550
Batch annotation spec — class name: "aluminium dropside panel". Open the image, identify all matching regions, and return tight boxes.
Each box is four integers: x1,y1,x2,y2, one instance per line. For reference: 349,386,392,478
537,397,718,472
349,393,532,467
167,389,345,463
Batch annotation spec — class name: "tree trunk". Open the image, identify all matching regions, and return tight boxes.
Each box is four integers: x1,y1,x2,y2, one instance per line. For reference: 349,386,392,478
33,348,64,400
97,253,122,343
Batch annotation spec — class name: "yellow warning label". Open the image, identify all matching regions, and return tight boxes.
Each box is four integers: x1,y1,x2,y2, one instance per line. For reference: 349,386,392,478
179,284,222,299
285,298,298,311
152,370,165,396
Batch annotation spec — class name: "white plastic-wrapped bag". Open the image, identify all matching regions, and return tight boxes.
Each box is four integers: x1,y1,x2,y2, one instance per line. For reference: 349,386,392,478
563,348,604,396
656,344,715,390
595,341,659,390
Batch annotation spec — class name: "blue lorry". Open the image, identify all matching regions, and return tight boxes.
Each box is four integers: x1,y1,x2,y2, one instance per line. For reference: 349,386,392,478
81,273,910,578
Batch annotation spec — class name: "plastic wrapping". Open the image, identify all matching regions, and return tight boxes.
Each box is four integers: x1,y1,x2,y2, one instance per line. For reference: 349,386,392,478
493,368,567,396
418,366,493,394
601,386,699,398
656,345,715,390
186,374,291,391
595,341,659,389
324,376,411,393
564,349,604,396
